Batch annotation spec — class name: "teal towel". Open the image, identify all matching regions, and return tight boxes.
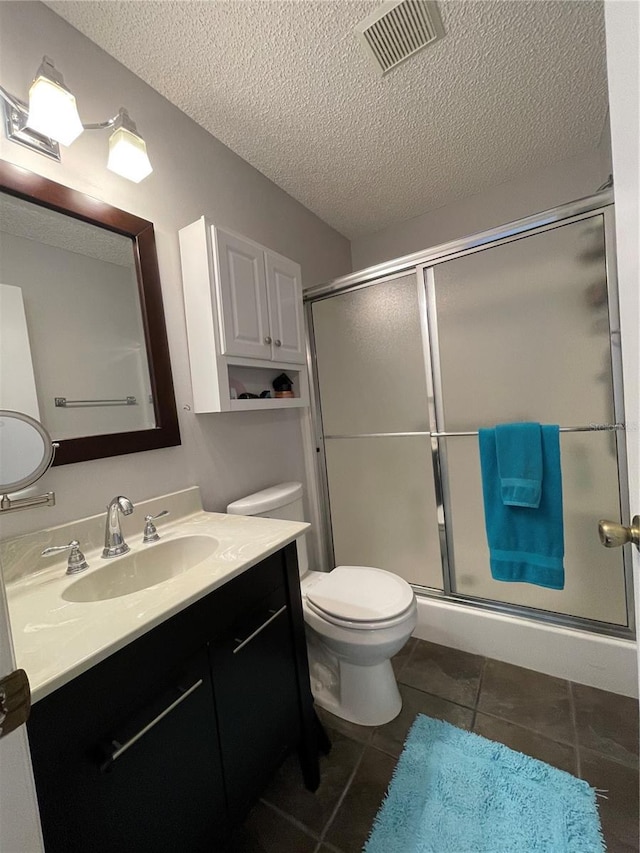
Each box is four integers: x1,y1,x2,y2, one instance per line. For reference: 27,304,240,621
496,422,543,508
479,424,565,590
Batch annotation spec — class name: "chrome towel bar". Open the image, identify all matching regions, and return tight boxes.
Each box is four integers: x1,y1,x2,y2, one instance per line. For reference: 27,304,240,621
432,424,625,437
324,424,625,440
55,396,137,408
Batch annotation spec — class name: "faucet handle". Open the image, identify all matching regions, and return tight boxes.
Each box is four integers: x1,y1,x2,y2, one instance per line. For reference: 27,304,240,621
41,540,89,575
143,510,170,543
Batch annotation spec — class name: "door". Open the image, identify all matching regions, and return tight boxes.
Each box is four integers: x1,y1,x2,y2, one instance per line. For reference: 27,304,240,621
0,564,44,853
604,1,639,688
209,585,300,821
428,213,628,627
311,273,443,589
265,250,305,364
214,227,272,360
28,648,226,853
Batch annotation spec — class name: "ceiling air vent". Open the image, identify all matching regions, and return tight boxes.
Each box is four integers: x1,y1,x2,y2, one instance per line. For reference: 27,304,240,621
355,0,445,75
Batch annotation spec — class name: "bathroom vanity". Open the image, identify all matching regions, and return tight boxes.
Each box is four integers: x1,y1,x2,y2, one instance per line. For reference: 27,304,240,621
3,489,321,852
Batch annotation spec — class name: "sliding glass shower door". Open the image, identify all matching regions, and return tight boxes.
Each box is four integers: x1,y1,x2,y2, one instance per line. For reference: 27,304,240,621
429,214,627,626
311,273,443,589
309,201,631,634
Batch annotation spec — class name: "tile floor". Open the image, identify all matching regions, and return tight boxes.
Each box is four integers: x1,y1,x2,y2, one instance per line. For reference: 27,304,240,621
229,638,639,853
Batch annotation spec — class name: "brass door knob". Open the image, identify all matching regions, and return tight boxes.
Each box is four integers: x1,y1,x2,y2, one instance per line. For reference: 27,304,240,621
598,516,640,551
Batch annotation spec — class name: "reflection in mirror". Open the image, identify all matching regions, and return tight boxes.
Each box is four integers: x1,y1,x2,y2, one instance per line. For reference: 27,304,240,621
0,410,56,513
0,193,155,441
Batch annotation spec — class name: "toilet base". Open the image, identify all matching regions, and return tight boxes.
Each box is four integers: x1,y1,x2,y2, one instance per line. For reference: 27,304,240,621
312,658,402,727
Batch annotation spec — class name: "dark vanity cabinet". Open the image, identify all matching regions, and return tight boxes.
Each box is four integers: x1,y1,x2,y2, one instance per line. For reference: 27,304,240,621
27,543,320,852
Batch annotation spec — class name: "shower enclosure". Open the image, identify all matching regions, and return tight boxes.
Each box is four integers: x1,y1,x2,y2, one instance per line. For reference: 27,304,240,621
306,191,633,638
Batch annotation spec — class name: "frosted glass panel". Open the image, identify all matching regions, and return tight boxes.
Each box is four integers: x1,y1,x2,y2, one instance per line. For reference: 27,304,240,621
312,275,429,434
445,432,626,624
325,436,442,589
433,216,614,430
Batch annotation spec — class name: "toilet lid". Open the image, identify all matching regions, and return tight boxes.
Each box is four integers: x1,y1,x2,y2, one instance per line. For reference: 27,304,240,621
306,566,414,622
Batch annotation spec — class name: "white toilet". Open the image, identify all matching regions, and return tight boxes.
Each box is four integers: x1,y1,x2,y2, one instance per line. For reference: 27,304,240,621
226,482,417,726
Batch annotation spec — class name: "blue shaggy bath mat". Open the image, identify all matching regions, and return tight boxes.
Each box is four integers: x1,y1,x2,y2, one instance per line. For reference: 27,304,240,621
365,714,605,853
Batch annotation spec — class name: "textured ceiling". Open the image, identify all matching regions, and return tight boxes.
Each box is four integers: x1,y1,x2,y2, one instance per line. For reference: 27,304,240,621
45,1,608,239
0,194,134,266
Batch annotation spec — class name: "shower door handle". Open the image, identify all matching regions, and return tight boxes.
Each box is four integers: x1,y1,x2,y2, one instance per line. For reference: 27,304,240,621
598,516,640,552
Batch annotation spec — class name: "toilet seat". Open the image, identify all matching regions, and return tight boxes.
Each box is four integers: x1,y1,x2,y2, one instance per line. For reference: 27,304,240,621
305,566,414,630
305,598,416,630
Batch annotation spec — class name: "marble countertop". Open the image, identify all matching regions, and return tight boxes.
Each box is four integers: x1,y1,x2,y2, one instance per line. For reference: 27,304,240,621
4,489,308,703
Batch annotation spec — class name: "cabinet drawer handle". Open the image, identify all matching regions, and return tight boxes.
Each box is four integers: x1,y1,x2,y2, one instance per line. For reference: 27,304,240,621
233,605,287,654
264,336,272,345
102,679,203,768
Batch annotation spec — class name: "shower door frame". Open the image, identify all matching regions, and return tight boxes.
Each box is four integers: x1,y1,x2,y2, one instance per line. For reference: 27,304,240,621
305,190,634,640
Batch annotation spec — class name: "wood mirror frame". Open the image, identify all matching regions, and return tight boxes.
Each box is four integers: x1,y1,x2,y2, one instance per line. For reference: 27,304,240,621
0,161,180,465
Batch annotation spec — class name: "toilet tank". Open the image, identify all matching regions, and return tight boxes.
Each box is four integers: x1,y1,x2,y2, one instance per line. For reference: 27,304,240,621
226,482,309,575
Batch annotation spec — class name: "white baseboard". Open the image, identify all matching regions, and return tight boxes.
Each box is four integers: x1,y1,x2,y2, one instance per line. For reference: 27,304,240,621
414,596,638,698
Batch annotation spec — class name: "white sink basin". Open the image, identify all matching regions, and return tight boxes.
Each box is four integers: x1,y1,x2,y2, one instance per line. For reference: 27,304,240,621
62,536,219,602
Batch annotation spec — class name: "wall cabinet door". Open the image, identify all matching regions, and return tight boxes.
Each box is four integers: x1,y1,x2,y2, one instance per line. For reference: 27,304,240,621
265,250,306,364
210,586,301,820
215,228,272,360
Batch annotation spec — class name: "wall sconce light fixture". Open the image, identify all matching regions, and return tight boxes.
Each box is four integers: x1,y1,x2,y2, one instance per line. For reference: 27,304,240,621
0,56,153,183
26,56,84,147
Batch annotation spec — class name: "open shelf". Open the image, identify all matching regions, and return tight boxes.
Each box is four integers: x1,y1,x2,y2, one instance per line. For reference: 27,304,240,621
227,363,308,411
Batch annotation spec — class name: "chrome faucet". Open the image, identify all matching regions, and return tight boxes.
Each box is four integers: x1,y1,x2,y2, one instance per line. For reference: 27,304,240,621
102,495,134,558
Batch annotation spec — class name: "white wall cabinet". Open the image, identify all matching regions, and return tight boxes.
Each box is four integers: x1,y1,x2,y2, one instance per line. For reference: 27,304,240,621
179,218,309,412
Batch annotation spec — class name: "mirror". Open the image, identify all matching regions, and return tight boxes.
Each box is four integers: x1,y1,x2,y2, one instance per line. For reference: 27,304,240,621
0,410,55,493
0,162,180,464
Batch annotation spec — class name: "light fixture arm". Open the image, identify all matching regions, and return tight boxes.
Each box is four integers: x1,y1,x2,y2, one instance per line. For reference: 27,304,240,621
115,108,138,133
82,116,117,131
0,84,23,113
83,107,138,133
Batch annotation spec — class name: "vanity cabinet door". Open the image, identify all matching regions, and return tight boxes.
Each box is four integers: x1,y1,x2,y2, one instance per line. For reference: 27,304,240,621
28,648,228,853
210,585,301,821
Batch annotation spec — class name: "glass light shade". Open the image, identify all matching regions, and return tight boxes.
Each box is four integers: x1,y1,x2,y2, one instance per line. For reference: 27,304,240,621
107,127,153,183
27,76,84,146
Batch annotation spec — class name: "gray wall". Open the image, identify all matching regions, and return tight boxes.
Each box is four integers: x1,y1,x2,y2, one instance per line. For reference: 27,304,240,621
0,1,351,539
350,147,612,271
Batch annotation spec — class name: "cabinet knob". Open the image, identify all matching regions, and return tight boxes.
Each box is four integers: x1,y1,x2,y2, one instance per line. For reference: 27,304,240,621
264,336,272,345
274,339,282,347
